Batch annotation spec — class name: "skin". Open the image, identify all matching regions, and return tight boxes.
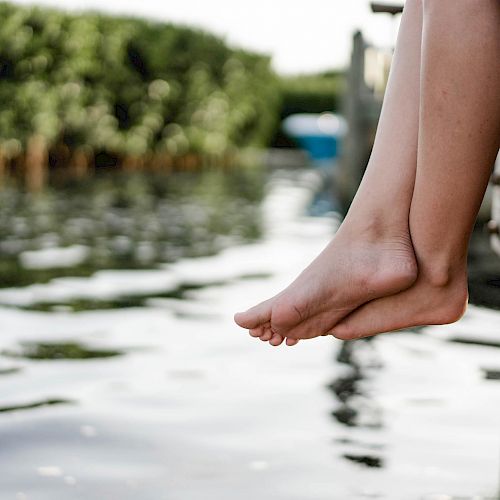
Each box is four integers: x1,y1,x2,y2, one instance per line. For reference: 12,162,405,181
235,0,423,344
332,0,500,340
235,0,500,345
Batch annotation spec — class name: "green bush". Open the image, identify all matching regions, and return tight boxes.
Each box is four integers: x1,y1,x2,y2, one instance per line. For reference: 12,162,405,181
0,2,281,160
279,71,345,117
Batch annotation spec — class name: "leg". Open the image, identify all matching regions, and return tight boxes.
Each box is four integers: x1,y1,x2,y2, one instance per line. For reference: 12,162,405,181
235,0,424,344
332,0,500,339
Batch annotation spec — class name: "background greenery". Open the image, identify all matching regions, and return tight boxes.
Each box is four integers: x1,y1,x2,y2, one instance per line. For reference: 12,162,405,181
0,2,344,165
0,2,281,163
279,71,344,117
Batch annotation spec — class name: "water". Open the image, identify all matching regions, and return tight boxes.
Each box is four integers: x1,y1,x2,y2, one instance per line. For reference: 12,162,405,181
0,169,263,289
1,168,500,500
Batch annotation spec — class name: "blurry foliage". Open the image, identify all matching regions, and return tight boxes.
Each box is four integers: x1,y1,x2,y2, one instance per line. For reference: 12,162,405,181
279,71,345,116
0,2,281,159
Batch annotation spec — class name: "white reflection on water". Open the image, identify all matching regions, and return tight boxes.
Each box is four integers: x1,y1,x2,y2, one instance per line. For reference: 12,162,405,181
0,170,499,500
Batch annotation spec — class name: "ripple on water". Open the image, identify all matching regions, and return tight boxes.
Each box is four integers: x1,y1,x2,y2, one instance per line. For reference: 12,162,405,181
481,368,500,381
15,273,267,313
0,367,21,376
342,454,384,468
421,496,498,500
448,337,500,349
18,280,227,312
0,398,72,414
2,341,124,360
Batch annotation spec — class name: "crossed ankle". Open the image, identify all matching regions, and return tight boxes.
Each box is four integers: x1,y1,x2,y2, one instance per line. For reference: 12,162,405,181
427,280,469,325
417,264,469,325
418,258,467,289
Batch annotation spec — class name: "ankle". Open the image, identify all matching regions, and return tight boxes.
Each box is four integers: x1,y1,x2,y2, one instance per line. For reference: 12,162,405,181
418,255,467,289
341,209,410,243
417,258,469,324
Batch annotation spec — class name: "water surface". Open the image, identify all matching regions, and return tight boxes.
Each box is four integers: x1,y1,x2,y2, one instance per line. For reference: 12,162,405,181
1,169,500,500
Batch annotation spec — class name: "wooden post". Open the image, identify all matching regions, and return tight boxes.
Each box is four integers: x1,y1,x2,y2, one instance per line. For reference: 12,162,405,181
123,155,144,172
70,147,92,179
158,153,173,173
337,31,369,210
25,134,48,192
336,30,386,213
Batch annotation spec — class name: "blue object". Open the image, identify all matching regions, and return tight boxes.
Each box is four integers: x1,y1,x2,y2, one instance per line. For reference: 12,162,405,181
282,113,347,163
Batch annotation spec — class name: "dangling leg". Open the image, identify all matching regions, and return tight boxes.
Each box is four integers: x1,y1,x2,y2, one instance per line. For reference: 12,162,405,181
332,0,500,340
235,0,424,345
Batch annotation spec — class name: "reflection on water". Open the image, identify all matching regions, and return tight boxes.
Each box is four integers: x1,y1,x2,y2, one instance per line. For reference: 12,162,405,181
0,398,72,414
342,453,384,468
19,281,227,312
329,340,383,430
0,168,500,500
481,369,500,381
0,169,264,288
328,339,386,473
9,275,270,312
448,337,500,349
3,342,124,360
0,367,21,376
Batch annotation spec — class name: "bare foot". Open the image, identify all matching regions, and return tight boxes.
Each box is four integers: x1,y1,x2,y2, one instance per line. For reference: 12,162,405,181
330,267,469,339
234,217,418,344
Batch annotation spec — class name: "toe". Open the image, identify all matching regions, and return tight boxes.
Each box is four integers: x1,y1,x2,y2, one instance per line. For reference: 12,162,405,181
234,298,273,329
260,327,273,341
269,333,284,346
286,338,299,346
249,326,263,337
330,321,357,340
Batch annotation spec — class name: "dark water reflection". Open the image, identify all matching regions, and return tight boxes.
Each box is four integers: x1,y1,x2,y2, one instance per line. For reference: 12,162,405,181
3,342,124,360
342,453,384,468
0,168,264,289
448,337,500,349
0,367,21,376
328,340,386,472
20,280,227,312
0,398,72,414
329,340,383,429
